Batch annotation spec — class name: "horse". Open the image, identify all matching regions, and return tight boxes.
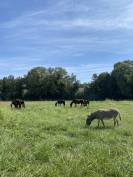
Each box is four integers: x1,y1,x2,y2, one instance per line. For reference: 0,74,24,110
11,99,25,109
55,100,65,107
83,99,90,107
86,108,121,127
70,99,84,107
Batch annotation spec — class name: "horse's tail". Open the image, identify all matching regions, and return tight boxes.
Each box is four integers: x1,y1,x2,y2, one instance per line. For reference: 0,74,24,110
118,112,121,121
55,102,57,107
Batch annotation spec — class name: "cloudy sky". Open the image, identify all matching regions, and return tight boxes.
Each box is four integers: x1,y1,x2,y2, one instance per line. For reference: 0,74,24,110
0,0,133,82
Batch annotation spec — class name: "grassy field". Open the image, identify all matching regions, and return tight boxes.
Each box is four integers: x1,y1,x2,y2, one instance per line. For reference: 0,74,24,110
0,101,133,177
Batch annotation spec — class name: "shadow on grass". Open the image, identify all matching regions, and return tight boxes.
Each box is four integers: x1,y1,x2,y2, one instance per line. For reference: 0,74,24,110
93,126,115,130
84,125,115,130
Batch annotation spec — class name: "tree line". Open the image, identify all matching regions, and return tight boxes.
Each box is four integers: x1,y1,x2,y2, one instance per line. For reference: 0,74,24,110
0,60,133,100
0,67,79,100
85,60,133,100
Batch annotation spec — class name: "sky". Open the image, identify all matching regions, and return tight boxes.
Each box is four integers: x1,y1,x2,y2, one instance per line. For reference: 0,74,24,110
0,0,133,82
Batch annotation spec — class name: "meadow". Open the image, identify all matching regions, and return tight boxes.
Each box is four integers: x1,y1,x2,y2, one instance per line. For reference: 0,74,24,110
0,101,133,177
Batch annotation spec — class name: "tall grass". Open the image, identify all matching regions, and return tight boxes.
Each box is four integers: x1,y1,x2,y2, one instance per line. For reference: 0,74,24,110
0,101,132,177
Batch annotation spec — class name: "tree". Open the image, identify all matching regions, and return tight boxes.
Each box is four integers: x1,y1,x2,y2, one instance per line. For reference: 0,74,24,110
86,72,112,100
26,67,47,100
25,66,79,100
1,76,16,100
112,60,133,99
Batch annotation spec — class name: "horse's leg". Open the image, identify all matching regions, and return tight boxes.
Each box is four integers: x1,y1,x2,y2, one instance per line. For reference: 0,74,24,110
19,103,21,109
113,118,116,127
101,119,105,127
116,119,119,126
98,120,100,127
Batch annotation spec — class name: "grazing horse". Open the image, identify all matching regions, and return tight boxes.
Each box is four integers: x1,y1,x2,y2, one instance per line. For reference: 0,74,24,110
19,100,25,108
70,99,84,107
86,108,121,127
11,99,25,109
55,100,65,107
83,99,90,107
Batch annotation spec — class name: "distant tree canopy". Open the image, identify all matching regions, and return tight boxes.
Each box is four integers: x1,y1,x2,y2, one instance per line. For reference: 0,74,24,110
0,67,80,100
86,60,133,100
0,60,133,100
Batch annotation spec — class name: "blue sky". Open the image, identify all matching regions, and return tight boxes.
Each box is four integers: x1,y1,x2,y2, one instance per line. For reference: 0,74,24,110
0,0,133,82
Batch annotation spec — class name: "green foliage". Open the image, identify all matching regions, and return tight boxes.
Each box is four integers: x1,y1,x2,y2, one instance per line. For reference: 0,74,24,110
0,101,133,177
87,60,133,100
112,60,133,99
0,60,133,100
0,67,79,100
75,87,85,99
89,72,112,100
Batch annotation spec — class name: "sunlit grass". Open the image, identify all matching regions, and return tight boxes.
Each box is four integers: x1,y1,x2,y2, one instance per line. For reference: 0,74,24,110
0,100,133,177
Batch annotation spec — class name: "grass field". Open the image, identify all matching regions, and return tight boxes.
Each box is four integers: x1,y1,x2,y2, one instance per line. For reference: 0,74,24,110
0,101,133,177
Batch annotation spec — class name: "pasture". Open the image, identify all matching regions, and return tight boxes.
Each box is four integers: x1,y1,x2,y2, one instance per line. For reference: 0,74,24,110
0,101,133,177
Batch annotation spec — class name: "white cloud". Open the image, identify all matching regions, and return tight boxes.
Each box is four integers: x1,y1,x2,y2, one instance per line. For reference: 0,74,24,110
0,0,133,81
65,64,113,82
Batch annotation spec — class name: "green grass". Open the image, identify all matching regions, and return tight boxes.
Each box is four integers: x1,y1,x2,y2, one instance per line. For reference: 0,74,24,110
0,100,133,177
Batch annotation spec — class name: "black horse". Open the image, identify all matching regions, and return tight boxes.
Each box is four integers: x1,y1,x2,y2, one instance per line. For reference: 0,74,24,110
55,100,65,107
11,99,25,109
70,99,90,107
70,99,84,107
83,99,90,107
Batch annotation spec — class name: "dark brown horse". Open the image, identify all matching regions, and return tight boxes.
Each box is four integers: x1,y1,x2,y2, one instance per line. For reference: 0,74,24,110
83,99,90,107
70,99,84,107
11,99,25,109
55,100,65,107
70,99,90,107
